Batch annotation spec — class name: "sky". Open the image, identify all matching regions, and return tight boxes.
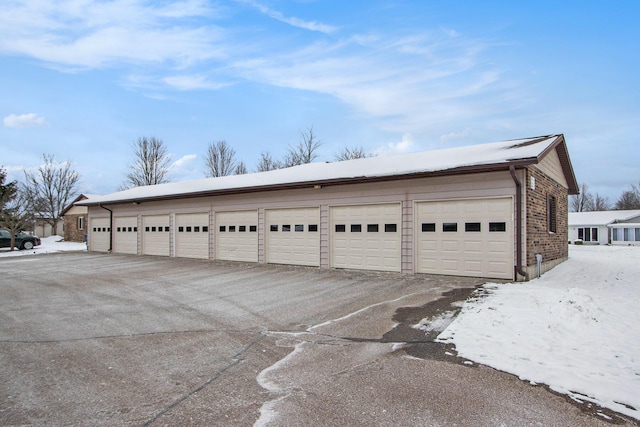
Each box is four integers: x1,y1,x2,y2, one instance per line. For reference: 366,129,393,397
1,0,638,202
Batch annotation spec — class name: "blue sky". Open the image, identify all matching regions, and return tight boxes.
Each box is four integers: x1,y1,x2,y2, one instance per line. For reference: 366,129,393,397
1,0,638,203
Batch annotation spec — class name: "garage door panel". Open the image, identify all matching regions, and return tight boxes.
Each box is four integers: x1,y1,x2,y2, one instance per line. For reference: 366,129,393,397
114,217,138,254
89,218,110,252
176,213,209,260
416,198,513,279
266,208,320,267
330,204,401,272
216,210,258,262
142,215,170,256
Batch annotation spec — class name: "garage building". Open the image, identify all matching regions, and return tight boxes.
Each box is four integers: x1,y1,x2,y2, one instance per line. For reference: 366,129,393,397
81,134,578,280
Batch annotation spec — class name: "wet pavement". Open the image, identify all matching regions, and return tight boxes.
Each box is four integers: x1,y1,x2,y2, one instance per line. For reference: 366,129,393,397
1,253,635,426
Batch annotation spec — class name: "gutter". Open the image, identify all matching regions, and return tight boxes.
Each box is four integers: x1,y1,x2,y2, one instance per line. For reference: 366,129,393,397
99,203,113,252
510,166,527,279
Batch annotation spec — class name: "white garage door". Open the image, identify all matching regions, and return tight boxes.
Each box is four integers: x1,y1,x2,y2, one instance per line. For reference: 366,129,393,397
142,215,170,256
175,213,210,259
216,210,258,262
266,207,320,266
415,198,513,279
113,216,138,255
89,217,110,252
330,203,401,272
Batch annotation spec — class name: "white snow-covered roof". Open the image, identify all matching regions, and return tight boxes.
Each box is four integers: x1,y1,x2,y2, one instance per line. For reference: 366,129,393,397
82,134,572,205
569,210,640,227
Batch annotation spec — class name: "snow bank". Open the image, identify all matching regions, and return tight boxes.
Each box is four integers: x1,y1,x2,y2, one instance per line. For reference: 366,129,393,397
0,235,87,257
437,245,640,420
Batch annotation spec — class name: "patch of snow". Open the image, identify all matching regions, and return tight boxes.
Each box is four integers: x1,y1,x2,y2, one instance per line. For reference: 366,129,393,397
413,311,456,333
437,245,640,421
0,235,86,258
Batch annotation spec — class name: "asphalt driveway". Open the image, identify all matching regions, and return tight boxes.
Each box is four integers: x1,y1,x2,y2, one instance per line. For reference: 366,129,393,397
0,253,627,426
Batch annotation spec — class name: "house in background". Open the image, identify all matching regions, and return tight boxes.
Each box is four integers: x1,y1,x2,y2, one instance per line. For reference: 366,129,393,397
61,194,92,242
34,217,64,238
568,210,640,245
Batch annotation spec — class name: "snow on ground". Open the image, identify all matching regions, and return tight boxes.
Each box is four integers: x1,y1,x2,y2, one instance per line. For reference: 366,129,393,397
437,245,640,421
0,235,87,257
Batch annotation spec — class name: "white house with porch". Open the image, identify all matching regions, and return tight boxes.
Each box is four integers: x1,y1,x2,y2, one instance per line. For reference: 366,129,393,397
569,210,640,245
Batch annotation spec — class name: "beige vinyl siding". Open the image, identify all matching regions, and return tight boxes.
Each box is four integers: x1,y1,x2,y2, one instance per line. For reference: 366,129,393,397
536,148,568,188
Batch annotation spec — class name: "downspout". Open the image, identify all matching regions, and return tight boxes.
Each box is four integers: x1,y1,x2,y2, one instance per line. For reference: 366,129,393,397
99,203,113,252
510,166,527,279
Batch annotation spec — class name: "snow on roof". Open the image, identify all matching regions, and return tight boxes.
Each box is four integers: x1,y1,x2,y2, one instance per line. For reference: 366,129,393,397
83,134,563,205
569,210,640,226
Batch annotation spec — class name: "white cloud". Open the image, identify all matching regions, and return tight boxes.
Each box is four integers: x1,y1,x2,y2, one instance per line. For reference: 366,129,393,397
374,133,417,156
171,154,197,169
162,75,229,91
238,0,337,34
0,0,226,70
3,113,46,128
440,130,470,143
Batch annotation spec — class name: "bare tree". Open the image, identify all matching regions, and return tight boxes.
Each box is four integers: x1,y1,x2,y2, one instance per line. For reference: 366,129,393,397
592,193,611,211
204,140,237,177
122,137,171,189
0,188,35,250
283,126,322,167
256,152,282,172
615,183,640,210
234,161,248,175
570,183,594,212
335,146,375,161
22,154,80,236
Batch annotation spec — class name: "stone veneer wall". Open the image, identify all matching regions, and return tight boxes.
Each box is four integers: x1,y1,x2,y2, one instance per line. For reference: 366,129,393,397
525,166,569,267
64,214,87,242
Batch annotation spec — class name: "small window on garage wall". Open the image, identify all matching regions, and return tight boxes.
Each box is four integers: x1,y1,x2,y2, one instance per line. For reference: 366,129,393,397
179,226,184,232
351,224,362,232
270,225,278,232
465,222,481,232
203,226,209,232
239,225,246,232
165,227,170,232
422,223,436,232
335,224,346,232
219,226,226,232
282,225,291,232
186,226,192,232
367,224,379,232
151,226,157,232
194,226,200,232
385,224,397,232
249,225,257,232
548,195,557,233
489,222,506,232
295,224,304,232
308,224,318,232
229,226,236,232
443,223,457,232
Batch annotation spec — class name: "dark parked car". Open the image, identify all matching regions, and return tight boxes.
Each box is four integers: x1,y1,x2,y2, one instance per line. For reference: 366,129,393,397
0,229,41,250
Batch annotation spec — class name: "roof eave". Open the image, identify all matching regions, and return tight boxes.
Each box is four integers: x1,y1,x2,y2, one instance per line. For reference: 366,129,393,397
81,160,536,207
